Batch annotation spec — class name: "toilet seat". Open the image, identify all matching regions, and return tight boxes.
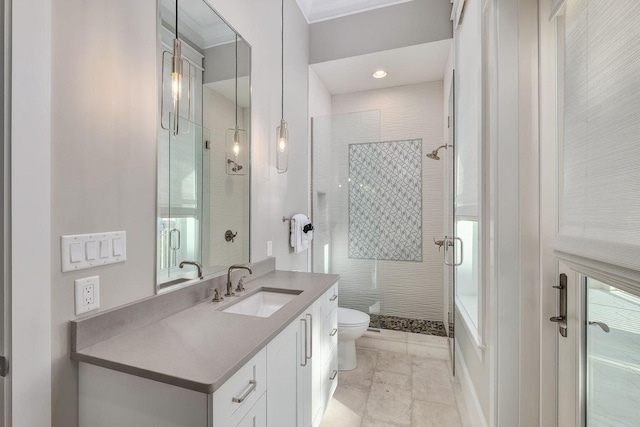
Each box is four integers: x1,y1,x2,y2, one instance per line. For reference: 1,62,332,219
338,307,370,327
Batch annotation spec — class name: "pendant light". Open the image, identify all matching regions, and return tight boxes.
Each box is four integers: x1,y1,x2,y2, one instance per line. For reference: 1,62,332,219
226,34,248,175
160,0,192,135
275,0,289,173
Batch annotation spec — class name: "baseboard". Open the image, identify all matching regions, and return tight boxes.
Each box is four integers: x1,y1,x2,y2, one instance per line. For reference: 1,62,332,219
455,344,489,427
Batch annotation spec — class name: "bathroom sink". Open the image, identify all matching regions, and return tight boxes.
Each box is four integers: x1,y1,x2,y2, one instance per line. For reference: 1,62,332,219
222,289,301,318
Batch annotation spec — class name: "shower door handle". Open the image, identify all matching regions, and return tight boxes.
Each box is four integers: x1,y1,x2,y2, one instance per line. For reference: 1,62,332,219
443,237,462,266
452,237,463,267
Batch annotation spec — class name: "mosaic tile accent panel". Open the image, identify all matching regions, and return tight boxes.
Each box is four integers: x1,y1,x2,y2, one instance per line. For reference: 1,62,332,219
369,314,448,337
348,139,423,261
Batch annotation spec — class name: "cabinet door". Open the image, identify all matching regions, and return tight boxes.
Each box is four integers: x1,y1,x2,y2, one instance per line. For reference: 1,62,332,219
310,299,324,427
298,310,312,427
266,321,299,426
237,393,266,427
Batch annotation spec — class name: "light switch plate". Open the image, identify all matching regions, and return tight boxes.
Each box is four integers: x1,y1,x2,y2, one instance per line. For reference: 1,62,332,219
75,276,100,315
267,241,273,256
61,231,126,272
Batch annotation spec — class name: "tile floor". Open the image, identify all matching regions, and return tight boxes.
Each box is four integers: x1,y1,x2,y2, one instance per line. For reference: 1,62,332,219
320,336,471,427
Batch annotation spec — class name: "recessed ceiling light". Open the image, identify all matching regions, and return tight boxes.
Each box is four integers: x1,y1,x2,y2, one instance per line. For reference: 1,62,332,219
372,70,387,79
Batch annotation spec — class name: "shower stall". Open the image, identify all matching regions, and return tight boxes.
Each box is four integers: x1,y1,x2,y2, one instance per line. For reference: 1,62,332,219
311,88,449,337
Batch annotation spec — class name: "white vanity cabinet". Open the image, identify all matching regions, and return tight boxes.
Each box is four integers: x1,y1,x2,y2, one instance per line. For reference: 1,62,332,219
78,282,338,427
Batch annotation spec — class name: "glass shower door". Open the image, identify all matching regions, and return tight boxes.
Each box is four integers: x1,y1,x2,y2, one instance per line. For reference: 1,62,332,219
444,73,456,374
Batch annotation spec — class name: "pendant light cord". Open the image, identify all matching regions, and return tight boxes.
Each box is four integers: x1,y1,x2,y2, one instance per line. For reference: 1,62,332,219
175,0,179,39
281,0,284,120
235,34,238,126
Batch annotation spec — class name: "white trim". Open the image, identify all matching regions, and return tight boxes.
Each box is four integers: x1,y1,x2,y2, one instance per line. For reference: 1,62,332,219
455,296,485,361
549,0,566,21
456,343,488,427
553,236,640,277
10,0,51,425
307,0,412,24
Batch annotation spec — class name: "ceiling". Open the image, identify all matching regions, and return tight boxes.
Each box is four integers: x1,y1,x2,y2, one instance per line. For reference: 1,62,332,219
296,0,413,23
310,39,452,95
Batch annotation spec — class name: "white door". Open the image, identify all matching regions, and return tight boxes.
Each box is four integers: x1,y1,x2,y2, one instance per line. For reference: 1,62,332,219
555,262,640,426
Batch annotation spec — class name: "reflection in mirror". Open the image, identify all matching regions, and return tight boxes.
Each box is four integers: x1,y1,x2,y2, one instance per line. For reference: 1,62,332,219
157,0,251,291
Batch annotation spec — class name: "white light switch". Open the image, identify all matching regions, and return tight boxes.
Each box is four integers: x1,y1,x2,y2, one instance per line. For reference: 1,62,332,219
112,238,123,256
61,231,127,272
99,240,109,259
85,241,97,260
70,243,82,263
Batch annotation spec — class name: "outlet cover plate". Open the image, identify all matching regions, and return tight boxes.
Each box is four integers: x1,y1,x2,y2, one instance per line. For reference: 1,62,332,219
75,276,100,315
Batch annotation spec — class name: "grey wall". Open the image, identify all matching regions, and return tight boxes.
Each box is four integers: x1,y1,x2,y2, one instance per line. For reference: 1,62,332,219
203,40,250,84
309,0,452,64
51,0,310,426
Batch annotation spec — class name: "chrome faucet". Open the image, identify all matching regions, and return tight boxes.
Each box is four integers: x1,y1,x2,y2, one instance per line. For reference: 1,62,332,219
226,264,253,296
179,260,203,279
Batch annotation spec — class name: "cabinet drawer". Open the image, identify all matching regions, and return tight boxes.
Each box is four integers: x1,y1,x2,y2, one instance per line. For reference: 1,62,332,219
324,283,339,313
211,348,267,425
236,392,266,427
323,307,338,362
323,346,338,411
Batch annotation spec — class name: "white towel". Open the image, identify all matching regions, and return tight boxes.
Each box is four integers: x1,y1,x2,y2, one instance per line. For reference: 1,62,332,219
290,214,313,253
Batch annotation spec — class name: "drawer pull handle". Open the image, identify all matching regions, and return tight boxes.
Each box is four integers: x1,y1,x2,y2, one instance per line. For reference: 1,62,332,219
329,295,337,301
307,314,313,360
232,380,257,403
301,319,308,366
329,370,337,381
330,328,338,337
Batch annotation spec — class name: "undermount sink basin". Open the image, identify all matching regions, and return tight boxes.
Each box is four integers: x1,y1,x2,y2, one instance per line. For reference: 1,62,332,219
223,289,301,318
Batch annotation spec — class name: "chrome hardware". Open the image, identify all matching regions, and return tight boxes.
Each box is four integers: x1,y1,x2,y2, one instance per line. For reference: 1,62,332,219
225,230,238,242
301,318,308,367
433,237,445,252
179,260,203,279
589,321,610,333
169,228,181,250
306,314,313,360
0,356,8,377
329,328,338,337
235,276,247,293
329,370,337,381
226,264,253,297
212,288,223,302
232,380,257,403
550,273,568,337
443,236,462,266
329,294,337,302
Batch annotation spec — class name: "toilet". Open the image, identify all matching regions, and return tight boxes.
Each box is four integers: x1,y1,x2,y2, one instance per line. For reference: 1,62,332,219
337,307,371,371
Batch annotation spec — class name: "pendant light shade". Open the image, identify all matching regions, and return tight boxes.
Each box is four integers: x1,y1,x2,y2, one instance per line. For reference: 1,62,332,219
161,0,192,135
226,35,248,175
276,118,289,173
276,0,289,174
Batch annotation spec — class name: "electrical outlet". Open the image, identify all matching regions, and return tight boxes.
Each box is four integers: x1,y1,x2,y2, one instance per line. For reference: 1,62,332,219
267,241,273,256
75,276,100,315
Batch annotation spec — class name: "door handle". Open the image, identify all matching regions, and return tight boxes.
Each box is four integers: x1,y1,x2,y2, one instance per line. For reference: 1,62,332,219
589,321,610,333
443,236,463,266
550,273,568,337
0,356,8,377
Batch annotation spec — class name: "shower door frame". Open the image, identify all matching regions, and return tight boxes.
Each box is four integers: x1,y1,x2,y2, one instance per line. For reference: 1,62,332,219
445,71,456,375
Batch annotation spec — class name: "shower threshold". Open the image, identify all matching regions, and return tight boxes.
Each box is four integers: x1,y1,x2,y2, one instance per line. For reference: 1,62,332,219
369,314,448,337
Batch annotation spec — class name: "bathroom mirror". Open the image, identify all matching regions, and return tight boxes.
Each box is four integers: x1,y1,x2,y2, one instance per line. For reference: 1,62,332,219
157,0,251,291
